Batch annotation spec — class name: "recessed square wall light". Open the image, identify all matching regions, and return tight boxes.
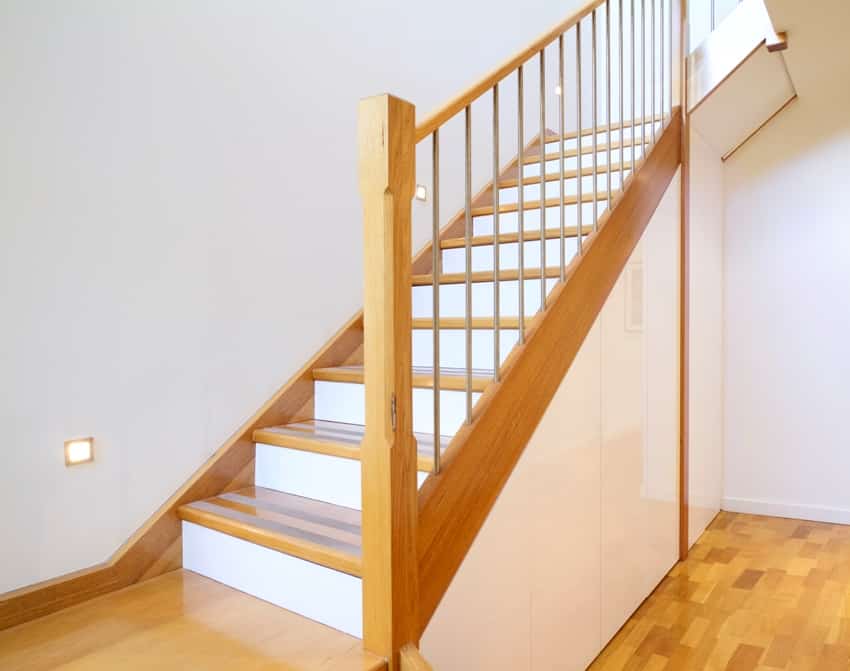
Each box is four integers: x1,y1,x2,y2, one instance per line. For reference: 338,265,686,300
65,437,94,466
415,184,428,202
555,85,562,96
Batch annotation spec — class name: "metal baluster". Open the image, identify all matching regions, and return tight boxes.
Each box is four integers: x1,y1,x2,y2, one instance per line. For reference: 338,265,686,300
660,0,665,126
559,34,566,282
669,0,673,119
642,0,646,159
576,20,583,255
431,130,441,473
651,0,656,145
538,50,547,308
631,0,637,175
492,85,500,381
517,67,526,341
592,10,599,231
464,105,472,424
619,0,625,188
711,0,716,31
605,2,612,215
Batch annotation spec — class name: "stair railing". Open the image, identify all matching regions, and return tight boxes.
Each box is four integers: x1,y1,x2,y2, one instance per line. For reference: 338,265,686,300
358,0,677,666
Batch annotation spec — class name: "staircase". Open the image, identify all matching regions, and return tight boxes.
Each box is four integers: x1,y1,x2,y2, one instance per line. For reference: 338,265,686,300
178,118,666,635
0,0,684,668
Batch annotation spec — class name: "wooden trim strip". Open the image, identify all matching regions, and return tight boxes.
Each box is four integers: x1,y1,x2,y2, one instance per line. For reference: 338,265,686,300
415,111,682,636
679,0,690,562
415,0,605,142
721,94,797,162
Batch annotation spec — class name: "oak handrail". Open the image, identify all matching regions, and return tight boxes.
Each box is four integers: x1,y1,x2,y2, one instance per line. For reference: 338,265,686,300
414,0,606,143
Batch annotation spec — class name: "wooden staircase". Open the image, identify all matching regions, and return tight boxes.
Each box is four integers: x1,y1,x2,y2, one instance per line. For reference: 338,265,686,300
0,1,684,668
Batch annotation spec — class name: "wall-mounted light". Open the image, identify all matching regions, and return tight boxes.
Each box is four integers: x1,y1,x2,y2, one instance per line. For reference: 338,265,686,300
555,85,562,97
65,437,94,466
415,184,428,202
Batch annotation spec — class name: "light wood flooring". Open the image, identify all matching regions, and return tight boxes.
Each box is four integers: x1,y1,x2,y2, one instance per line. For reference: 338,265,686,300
590,512,850,670
0,569,384,671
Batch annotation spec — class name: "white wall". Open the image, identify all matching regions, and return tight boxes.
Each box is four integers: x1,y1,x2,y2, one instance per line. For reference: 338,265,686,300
421,172,681,670
0,0,596,593
722,0,850,524
687,127,724,545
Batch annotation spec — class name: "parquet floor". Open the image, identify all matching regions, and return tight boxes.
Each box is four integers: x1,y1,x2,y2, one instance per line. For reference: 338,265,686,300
590,512,850,671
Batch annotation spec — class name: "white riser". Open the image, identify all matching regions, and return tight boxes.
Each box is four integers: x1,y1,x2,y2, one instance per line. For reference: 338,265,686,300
182,521,363,638
524,144,645,177
546,121,660,153
499,170,629,205
443,238,581,274
255,444,428,510
314,380,481,437
472,201,606,237
413,278,560,319
412,328,519,369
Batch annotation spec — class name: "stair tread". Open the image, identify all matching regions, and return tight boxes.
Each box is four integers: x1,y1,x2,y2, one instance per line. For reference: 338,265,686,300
313,364,493,392
254,419,449,471
556,114,663,142
412,316,521,329
440,225,594,249
413,265,565,286
521,138,646,165
179,487,362,577
471,191,611,217
499,163,627,188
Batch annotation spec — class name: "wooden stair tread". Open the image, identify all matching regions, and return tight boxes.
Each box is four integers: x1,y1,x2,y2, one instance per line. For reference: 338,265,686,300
412,316,521,330
178,487,362,577
499,163,627,188
556,114,663,142
522,138,647,165
440,225,594,249
312,365,492,392
470,191,611,217
253,419,449,472
413,265,564,286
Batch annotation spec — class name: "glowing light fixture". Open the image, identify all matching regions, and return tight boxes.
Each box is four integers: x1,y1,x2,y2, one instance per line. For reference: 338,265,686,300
65,437,94,466
555,85,562,96
415,184,428,202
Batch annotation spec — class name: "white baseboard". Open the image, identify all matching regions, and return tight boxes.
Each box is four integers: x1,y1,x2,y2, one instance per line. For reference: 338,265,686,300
722,497,850,526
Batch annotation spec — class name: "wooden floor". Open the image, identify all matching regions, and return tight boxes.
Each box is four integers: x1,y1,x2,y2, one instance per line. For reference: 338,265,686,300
0,570,385,671
590,512,850,670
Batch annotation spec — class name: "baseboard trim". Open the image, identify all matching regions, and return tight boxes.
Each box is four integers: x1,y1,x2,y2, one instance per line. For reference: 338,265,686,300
722,498,850,526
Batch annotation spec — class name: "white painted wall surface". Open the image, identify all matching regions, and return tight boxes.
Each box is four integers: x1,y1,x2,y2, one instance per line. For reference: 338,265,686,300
722,0,850,525
421,171,680,669
687,128,724,546
0,0,596,593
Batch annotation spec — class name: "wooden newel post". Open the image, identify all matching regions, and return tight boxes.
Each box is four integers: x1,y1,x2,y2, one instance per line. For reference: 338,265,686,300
358,94,420,668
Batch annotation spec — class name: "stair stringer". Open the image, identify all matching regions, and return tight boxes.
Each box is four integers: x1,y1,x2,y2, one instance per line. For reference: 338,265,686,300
415,110,683,636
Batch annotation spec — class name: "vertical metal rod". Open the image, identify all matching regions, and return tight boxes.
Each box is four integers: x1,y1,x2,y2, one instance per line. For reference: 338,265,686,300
642,0,646,158
576,20,583,255
464,105,472,424
559,34,566,282
605,2,612,215
668,0,673,119
592,11,599,231
431,130,441,473
651,0,656,145
517,66,526,342
631,0,637,175
538,50,547,308
661,0,665,125
619,0,625,188
711,0,716,31
492,85,500,381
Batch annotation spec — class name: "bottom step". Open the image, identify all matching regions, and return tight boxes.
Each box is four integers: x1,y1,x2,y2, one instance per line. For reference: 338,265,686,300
183,521,363,638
